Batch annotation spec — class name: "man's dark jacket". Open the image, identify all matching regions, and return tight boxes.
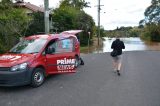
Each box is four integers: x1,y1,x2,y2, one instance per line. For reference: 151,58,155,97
111,39,125,55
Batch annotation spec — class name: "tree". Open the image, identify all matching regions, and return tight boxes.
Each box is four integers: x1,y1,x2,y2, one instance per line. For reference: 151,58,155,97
25,12,45,36
52,8,75,32
144,0,160,24
139,0,160,42
52,1,95,46
59,0,90,10
74,10,95,45
0,0,30,53
141,23,160,41
95,26,106,37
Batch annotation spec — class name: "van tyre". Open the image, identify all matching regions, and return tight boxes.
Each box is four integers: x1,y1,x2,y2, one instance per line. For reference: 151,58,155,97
31,68,45,87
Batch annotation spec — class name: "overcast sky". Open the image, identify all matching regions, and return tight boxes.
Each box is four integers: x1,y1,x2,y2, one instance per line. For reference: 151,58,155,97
24,0,151,30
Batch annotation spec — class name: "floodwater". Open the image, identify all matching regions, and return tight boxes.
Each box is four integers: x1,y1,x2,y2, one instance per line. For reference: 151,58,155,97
81,37,160,53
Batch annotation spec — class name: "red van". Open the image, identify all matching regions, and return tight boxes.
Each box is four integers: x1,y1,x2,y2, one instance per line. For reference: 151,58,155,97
0,30,83,87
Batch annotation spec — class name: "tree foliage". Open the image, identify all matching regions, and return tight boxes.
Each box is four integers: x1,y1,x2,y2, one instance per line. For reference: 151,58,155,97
0,0,30,53
145,0,160,24
52,0,95,46
139,0,160,42
52,7,75,32
141,23,160,42
105,26,141,38
25,12,45,36
59,0,90,10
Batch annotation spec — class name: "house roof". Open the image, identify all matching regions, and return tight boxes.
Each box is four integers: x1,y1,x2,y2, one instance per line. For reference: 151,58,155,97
14,2,44,13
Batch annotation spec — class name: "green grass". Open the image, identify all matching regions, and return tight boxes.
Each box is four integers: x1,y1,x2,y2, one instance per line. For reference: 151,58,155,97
80,46,88,51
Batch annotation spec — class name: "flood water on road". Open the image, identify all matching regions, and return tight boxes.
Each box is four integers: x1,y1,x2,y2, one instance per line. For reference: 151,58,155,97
81,37,160,53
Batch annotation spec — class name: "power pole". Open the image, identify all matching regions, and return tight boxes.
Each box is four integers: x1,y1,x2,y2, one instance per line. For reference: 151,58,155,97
44,0,50,34
97,0,104,46
97,0,100,46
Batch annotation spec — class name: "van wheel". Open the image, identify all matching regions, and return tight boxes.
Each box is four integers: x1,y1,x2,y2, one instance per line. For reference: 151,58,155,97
75,56,80,68
31,68,45,87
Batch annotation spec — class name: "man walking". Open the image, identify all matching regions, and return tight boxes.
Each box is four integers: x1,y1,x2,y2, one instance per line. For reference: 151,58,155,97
111,36,125,76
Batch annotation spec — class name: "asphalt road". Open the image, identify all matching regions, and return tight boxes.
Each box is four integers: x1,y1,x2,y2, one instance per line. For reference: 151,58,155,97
0,51,160,106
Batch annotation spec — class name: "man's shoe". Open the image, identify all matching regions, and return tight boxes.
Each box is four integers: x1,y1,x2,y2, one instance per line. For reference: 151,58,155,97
118,72,120,76
117,70,120,76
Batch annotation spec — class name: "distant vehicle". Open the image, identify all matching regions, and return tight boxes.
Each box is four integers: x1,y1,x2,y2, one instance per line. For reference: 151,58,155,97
0,30,83,87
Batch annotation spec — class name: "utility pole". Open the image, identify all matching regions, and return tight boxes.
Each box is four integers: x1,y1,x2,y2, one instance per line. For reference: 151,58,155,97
44,0,50,34
97,0,100,46
97,0,103,46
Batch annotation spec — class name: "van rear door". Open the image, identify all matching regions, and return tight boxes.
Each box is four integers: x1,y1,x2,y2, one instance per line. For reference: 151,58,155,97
60,30,83,35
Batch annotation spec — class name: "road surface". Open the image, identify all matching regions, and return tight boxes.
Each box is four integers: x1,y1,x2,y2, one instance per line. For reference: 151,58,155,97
0,51,160,106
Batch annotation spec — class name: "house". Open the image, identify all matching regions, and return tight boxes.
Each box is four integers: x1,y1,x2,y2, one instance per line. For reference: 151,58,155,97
14,1,44,16
14,0,54,32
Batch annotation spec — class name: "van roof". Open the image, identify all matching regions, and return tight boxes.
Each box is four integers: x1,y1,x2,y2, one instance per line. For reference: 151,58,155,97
25,33,77,40
25,30,83,40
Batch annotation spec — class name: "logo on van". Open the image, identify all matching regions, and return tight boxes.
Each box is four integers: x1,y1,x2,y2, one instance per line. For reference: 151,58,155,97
0,55,21,60
57,58,75,72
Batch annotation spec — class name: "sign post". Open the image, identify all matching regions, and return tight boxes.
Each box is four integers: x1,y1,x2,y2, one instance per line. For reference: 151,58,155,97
88,32,91,53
